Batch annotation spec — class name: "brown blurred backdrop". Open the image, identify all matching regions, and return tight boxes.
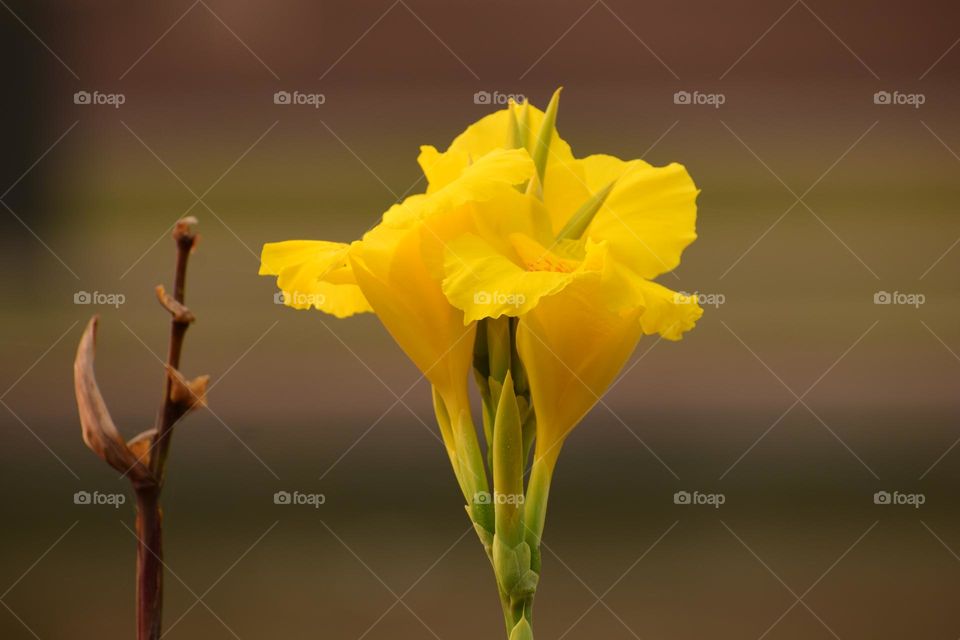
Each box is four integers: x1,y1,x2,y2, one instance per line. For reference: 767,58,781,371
1,1,959,638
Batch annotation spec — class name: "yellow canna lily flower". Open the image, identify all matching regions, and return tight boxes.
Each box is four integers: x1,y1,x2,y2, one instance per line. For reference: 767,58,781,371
260,148,535,394
260,90,704,640
437,166,702,332
422,90,702,333
426,92,703,455
260,146,535,509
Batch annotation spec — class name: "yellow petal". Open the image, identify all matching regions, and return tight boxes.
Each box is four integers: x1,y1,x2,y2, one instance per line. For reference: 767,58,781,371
397,148,534,227
260,240,372,318
430,191,612,323
541,159,590,233
632,276,703,340
516,277,644,459
600,262,704,340
440,233,584,323
418,145,469,195
418,98,574,192
577,155,699,279
350,222,476,402
418,187,554,281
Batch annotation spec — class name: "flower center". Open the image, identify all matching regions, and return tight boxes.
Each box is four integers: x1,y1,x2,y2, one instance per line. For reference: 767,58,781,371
509,234,580,274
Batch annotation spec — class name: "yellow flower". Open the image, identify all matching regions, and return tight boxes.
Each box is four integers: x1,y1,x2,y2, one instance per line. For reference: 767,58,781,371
260,147,535,504
260,90,705,640
261,148,533,395
424,91,703,455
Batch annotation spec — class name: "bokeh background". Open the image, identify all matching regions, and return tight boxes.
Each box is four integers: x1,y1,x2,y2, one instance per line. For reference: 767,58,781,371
1,1,959,638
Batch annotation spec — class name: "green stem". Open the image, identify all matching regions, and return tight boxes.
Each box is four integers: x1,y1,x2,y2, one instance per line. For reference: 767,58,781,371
504,594,535,639
499,589,515,637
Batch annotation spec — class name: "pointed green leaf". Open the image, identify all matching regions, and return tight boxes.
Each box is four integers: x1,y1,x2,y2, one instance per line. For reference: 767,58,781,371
493,372,524,546
508,100,523,150
532,88,562,185
555,180,616,241
486,316,511,384
454,409,494,534
509,616,534,640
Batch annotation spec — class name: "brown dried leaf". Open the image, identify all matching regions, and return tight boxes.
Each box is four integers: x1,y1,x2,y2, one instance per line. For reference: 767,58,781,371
74,317,151,481
126,428,158,468
167,366,209,411
155,285,195,323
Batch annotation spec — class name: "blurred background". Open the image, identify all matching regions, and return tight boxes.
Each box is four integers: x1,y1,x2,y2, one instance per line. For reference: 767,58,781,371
1,1,959,638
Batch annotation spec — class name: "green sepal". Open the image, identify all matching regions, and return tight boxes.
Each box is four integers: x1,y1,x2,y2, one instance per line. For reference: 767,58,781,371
555,179,616,241
473,318,490,379
509,616,534,640
508,100,523,150
484,376,503,471
532,88,562,186
516,101,531,150
493,535,539,599
493,372,524,545
454,409,494,535
473,368,494,461
508,317,528,398
486,317,511,384
468,508,494,556
523,169,543,201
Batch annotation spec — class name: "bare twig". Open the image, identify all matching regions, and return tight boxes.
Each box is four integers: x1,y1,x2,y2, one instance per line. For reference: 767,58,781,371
150,216,199,482
73,216,206,640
